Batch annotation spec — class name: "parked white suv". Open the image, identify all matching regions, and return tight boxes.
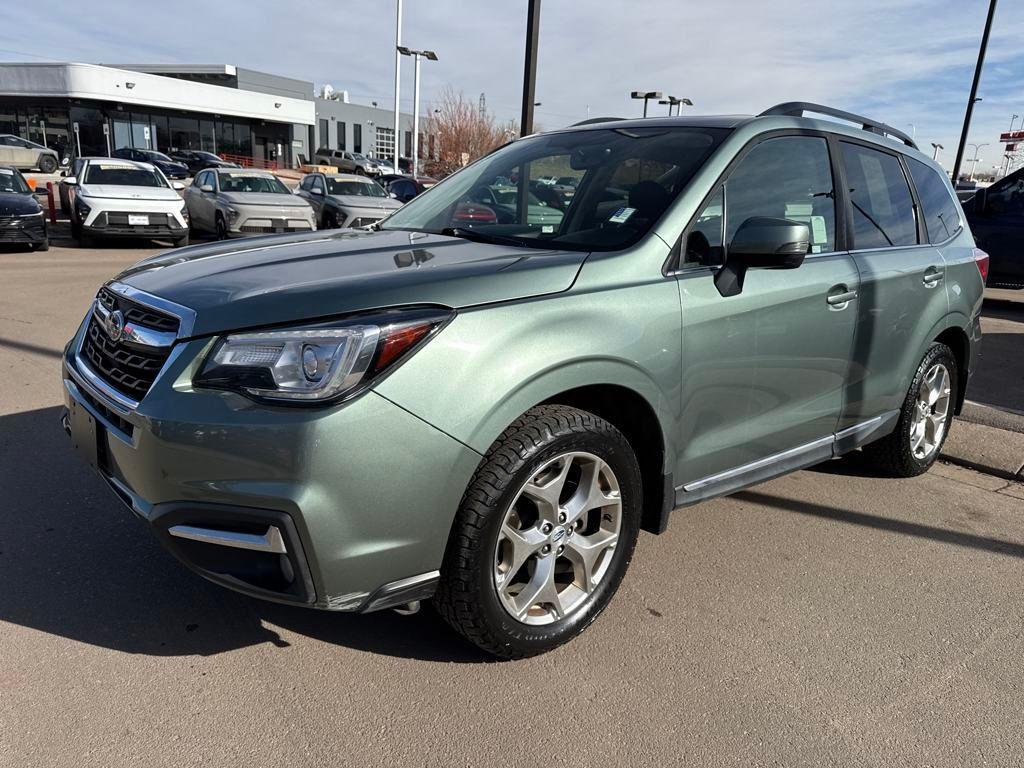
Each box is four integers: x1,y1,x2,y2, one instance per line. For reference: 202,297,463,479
65,158,190,247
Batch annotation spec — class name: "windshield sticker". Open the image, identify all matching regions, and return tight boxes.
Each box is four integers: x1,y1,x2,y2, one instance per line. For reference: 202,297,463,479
608,206,636,224
541,224,554,233
226,172,267,178
96,164,136,170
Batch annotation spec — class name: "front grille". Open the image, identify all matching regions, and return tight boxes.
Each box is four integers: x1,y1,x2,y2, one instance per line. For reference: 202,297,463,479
98,287,179,332
103,212,173,229
239,219,312,234
81,289,179,401
0,217,45,241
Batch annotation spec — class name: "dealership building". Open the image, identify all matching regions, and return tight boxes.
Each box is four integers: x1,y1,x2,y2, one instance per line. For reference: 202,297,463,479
0,62,422,168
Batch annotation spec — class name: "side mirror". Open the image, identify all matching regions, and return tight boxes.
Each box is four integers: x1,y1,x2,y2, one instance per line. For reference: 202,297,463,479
389,191,398,199
973,187,989,215
714,217,810,298
171,181,185,191
62,176,78,185
199,184,215,193
312,187,324,196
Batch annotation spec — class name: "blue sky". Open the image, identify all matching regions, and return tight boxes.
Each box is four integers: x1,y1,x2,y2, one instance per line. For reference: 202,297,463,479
3,0,1022,174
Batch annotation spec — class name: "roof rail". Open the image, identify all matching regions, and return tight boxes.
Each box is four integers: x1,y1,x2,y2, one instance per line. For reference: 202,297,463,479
570,116,625,127
758,102,918,149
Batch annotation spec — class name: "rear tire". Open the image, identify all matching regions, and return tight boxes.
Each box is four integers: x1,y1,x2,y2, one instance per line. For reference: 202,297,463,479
38,155,57,174
434,404,642,659
863,342,958,477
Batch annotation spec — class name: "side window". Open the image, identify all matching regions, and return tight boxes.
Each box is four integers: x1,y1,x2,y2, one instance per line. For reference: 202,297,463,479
982,170,1024,218
299,175,312,191
685,135,835,265
196,171,209,188
840,142,917,249
311,176,325,194
907,158,961,242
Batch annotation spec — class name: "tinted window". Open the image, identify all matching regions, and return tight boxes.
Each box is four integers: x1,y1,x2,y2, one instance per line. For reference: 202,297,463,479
841,143,917,248
686,136,836,267
981,169,1024,218
217,173,290,194
83,163,166,187
326,178,385,197
0,168,31,193
907,158,961,242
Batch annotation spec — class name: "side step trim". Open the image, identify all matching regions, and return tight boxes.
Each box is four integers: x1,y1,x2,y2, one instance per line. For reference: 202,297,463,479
682,435,834,493
168,524,288,554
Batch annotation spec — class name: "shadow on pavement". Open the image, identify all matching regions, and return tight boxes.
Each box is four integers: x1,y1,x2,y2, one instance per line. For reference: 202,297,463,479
0,405,489,663
968,332,1024,414
735,489,1024,560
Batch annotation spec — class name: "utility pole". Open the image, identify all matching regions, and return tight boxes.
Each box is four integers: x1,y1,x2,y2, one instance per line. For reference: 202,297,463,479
520,0,541,137
951,0,998,185
479,92,486,118
389,0,401,166
931,142,943,161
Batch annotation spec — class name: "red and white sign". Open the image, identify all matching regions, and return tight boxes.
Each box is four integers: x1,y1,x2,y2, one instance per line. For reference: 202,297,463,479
999,130,1024,143
1007,143,1018,152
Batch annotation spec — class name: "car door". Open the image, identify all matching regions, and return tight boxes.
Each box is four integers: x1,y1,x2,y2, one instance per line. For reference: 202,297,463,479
673,133,860,498
837,140,949,430
967,169,1024,287
189,171,214,231
0,136,16,164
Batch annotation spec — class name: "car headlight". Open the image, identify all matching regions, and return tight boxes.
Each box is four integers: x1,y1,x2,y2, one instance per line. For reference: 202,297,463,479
226,206,239,221
74,196,91,218
193,307,453,404
179,202,189,221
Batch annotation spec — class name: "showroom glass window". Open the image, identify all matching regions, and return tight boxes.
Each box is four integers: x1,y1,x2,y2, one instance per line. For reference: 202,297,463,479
841,142,918,249
353,123,362,153
337,122,346,151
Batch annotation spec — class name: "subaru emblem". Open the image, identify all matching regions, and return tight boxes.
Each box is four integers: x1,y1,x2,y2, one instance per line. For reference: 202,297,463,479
105,309,125,342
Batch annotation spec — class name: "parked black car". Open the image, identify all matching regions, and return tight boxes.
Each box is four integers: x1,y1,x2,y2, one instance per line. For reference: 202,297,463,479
111,148,190,179
0,165,48,251
379,174,437,202
964,168,1024,288
168,150,240,174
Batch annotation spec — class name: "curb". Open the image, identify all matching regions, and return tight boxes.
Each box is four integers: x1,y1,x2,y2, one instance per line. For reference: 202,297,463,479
938,452,1022,483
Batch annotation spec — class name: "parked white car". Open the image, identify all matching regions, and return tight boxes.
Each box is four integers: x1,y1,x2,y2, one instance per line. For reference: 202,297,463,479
184,168,315,238
65,158,190,246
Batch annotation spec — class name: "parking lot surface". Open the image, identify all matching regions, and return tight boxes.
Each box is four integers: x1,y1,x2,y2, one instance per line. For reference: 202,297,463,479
1,241,1023,767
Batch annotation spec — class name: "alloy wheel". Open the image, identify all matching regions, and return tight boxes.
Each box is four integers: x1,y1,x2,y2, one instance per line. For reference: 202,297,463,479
910,362,951,460
493,451,622,626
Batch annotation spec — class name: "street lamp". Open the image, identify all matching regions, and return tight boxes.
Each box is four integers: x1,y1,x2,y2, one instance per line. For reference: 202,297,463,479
658,96,693,116
397,46,438,177
930,142,944,160
631,90,663,118
1010,113,1020,133
966,142,989,181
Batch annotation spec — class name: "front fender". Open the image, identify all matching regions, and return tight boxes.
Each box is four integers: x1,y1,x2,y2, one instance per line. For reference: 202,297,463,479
374,281,682,471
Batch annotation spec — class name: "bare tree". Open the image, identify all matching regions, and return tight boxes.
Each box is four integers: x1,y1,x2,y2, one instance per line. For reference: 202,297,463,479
423,87,511,177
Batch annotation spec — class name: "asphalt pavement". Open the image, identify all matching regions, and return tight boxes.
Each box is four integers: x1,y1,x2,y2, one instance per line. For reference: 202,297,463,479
1,240,1022,767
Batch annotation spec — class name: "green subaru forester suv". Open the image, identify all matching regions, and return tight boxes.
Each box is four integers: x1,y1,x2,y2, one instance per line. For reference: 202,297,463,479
63,103,987,658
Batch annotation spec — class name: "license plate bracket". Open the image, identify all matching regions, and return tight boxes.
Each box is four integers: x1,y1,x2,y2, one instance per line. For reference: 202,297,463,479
128,214,150,226
69,398,100,470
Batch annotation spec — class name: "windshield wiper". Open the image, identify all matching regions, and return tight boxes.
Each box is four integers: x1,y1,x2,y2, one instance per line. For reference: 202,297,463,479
440,227,533,248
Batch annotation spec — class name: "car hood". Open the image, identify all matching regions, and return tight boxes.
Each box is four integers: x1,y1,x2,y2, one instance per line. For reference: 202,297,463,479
79,184,181,202
221,192,311,208
0,193,42,216
114,229,588,337
329,194,402,211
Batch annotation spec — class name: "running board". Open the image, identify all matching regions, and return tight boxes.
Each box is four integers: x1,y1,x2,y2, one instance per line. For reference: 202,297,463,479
675,412,897,506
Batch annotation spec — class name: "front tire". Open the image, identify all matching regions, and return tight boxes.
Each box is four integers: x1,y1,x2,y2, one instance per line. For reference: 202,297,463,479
863,342,958,477
39,155,57,174
215,214,229,240
32,238,49,252
435,404,642,659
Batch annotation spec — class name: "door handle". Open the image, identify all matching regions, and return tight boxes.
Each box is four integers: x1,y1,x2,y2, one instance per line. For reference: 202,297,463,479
923,266,944,287
826,286,858,307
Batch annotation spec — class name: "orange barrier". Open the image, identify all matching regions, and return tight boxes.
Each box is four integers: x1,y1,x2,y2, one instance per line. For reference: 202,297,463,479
220,153,280,171
26,177,37,191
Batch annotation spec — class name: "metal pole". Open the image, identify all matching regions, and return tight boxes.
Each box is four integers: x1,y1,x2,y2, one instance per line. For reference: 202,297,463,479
520,0,540,136
642,97,649,118
393,0,402,168
412,54,421,177
951,0,998,184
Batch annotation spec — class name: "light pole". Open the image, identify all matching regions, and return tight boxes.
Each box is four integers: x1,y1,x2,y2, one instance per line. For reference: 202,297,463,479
631,90,663,118
931,142,943,160
907,123,917,141
392,0,402,167
659,96,693,115
967,142,988,181
1010,113,1020,133
397,46,438,178
951,0,998,184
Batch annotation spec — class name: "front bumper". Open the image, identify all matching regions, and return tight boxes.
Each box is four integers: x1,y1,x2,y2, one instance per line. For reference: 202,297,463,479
61,318,481,611
230,212,315,236
82,210,188,239
0,215,47,243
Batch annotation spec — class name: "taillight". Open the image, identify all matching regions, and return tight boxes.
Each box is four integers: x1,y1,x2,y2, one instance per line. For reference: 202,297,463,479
973,247,990,284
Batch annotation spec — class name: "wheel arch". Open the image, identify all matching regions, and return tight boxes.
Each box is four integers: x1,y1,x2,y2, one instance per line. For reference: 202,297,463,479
932,321,971,415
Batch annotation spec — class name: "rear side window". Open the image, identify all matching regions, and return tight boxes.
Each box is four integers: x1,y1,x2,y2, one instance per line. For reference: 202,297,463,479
907,158,960,242
841,143,917,249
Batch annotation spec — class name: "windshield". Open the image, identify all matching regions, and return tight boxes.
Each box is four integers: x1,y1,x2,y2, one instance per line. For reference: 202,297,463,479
83,163,167,187
140,150,174,163
380,126,729,250
352,153,367,162
327,178,387,197
0,168,31,194
218,174,291,194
